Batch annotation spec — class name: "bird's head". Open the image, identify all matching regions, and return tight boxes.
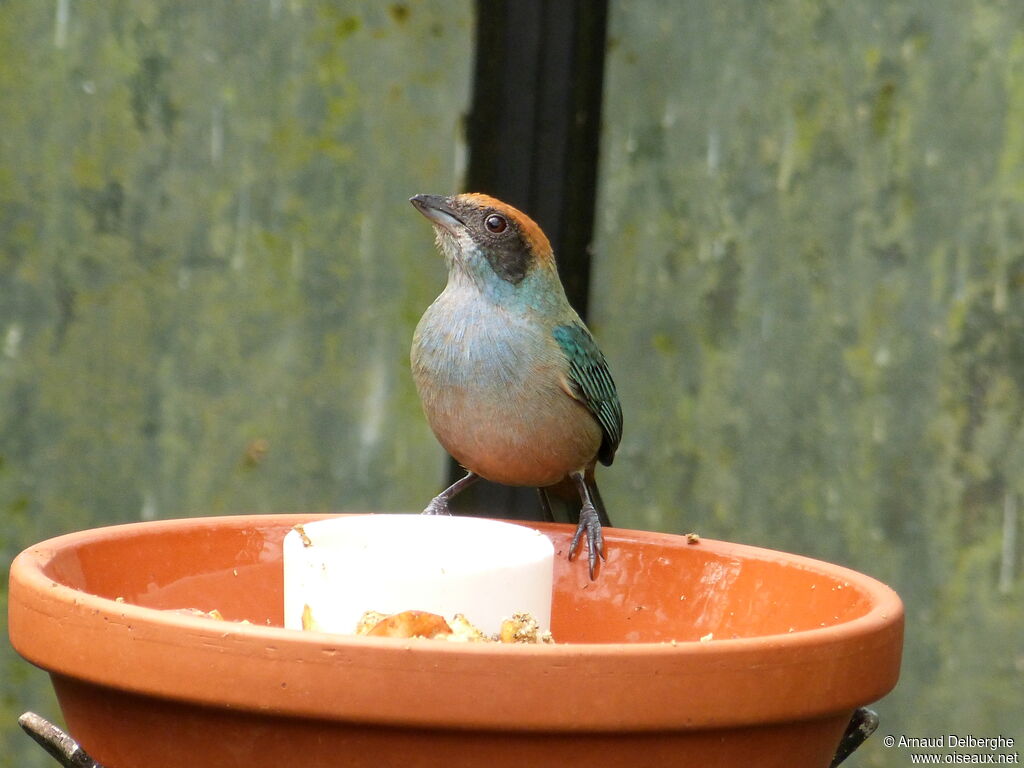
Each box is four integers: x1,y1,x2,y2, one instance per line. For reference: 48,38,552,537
410,193,563,306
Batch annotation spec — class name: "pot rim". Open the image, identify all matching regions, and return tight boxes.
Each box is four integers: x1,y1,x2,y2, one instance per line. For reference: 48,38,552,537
8,514,904,732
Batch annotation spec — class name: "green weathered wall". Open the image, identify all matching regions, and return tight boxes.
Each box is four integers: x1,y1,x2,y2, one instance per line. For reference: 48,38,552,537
2,1,1022,766
595,1,1023,764
0,2,472,764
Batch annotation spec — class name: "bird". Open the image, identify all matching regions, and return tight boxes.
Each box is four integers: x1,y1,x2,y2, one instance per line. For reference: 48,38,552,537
409,192,622,578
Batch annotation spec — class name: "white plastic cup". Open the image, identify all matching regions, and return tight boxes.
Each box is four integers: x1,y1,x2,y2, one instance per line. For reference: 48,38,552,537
283,514,555,636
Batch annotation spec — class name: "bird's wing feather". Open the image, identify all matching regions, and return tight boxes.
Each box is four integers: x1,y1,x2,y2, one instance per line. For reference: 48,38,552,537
553,323,623,465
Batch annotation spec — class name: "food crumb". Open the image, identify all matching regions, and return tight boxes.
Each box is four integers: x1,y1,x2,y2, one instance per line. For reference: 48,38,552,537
355,610,390,635
294,524,313,548
354,609,553,643
166,607,226,621
686,532,701,545
447,613,487,642
361,610,451,639
301,604,319,632
499,612,554,644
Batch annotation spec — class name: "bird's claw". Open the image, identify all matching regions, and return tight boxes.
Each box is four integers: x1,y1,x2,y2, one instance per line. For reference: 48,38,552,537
568,503,605,579
421,495,452,516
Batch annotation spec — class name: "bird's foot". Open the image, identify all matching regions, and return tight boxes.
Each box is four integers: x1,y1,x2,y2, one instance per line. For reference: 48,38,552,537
421,472,478,516
568,503,605,579
421,494,453,516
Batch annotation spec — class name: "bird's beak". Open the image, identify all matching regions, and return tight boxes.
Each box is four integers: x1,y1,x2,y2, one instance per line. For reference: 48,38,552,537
410,194,465,234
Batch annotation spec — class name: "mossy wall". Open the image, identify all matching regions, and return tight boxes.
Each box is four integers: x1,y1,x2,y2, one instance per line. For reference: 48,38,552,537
1,1,1021,766
0,3,472,763
595,2,1024,764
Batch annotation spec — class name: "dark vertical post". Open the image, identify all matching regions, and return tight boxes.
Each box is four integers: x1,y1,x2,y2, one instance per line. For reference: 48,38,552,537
448,0,610,519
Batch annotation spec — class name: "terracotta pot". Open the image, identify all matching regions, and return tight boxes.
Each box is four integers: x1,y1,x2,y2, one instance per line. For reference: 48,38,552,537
7,514,903,768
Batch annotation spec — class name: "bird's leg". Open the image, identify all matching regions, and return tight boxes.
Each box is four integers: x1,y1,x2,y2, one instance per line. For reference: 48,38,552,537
567,471,605,579
422,471,479,515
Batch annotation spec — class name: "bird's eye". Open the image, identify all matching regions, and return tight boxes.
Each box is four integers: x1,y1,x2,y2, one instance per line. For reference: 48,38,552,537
484,214,508,233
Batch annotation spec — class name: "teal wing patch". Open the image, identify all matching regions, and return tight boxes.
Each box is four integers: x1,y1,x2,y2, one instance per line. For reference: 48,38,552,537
553,323,623,465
